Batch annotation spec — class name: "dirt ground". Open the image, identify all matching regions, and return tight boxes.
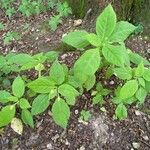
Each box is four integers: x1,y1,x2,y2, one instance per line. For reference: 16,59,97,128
0,1,150,150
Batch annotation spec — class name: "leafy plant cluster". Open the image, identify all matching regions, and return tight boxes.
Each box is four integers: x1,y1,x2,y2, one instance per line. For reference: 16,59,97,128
0,4,150,133
0,0,72,31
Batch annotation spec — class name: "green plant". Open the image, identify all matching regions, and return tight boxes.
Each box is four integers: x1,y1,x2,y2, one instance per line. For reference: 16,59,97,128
3,31,21,45
0,76,34,128
0,4,150,133
80,110,92,121
0,0,16,18
18,0,46,17
27,60,79,128
48,1,72,31
92,83,111,105
57,1,72,17
49,15,62,31
62,4,150,120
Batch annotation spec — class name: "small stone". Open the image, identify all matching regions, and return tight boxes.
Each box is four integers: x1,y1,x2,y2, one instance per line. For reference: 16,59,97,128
132,142,140,149
143,135,149,141
109,80,115,85
65,139,70,145
47,143,53,149
79,146,85,150
74,19,82,26
135,110,141,116
75,109,79,115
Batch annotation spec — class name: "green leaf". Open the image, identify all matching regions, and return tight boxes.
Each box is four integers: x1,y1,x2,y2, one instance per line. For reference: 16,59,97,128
135,87,147,103
115,103,127,120
143,69,150,81
114,67,132,80
128,50,150,65
52,98,70,128
21,60,38,70
50,61,65,85
74,48,100,82
0,90,11,103
134,62,144,77
12,76,25,98
86,33,101,47
145,81,150,92
138,78,145,88
62,30,89,49
0,56,6,69
45,51,59,62
19,98,31,109
21,109,34,128
58,84,79,105
109,21,136,42
8,54,33,66
102,44,126,66
27,77,56,93
0,105,16,127
83,75,96,91
31,94,49,115
92,93,103,105
96,4,116,41
119,80,138,100
80,110,92,121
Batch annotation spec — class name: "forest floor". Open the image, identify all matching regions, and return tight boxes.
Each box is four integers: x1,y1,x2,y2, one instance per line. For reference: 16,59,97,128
0,1,150,150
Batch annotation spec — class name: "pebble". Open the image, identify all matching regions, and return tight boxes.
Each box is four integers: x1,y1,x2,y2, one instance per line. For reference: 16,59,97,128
75,109,79,115
46,143,53,149
132,142,140,149
109,80,115,85
74,19,82,26
143,135,149,141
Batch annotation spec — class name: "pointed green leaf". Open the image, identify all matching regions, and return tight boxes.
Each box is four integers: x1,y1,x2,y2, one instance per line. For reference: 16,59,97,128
109,21,136,42
143,69,150,81
134,62,144,77
62,30,89,49
135,87,147,103
58,84,79,105
50,61,65,85
96,4,116,41
102,44,126,66
83,75,96,91
31,94,49,115
52,98,70,128
27,77,56,93
92,93,103,105
0,90,11,103
119,80,138,100
0,105,16,127
114,67,132,80
12,76,25,98
19,98,31,109
138,78,145,88
21,109,34,128
74,48,100,82
115,103,127,120
86,33,101,47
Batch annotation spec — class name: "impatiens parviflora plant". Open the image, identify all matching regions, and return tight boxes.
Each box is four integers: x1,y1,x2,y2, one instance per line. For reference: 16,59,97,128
62,4,150,120
62,4,137,89
113,62,150,120
0,76,34,133
92,83,111,106
27,61,79,128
